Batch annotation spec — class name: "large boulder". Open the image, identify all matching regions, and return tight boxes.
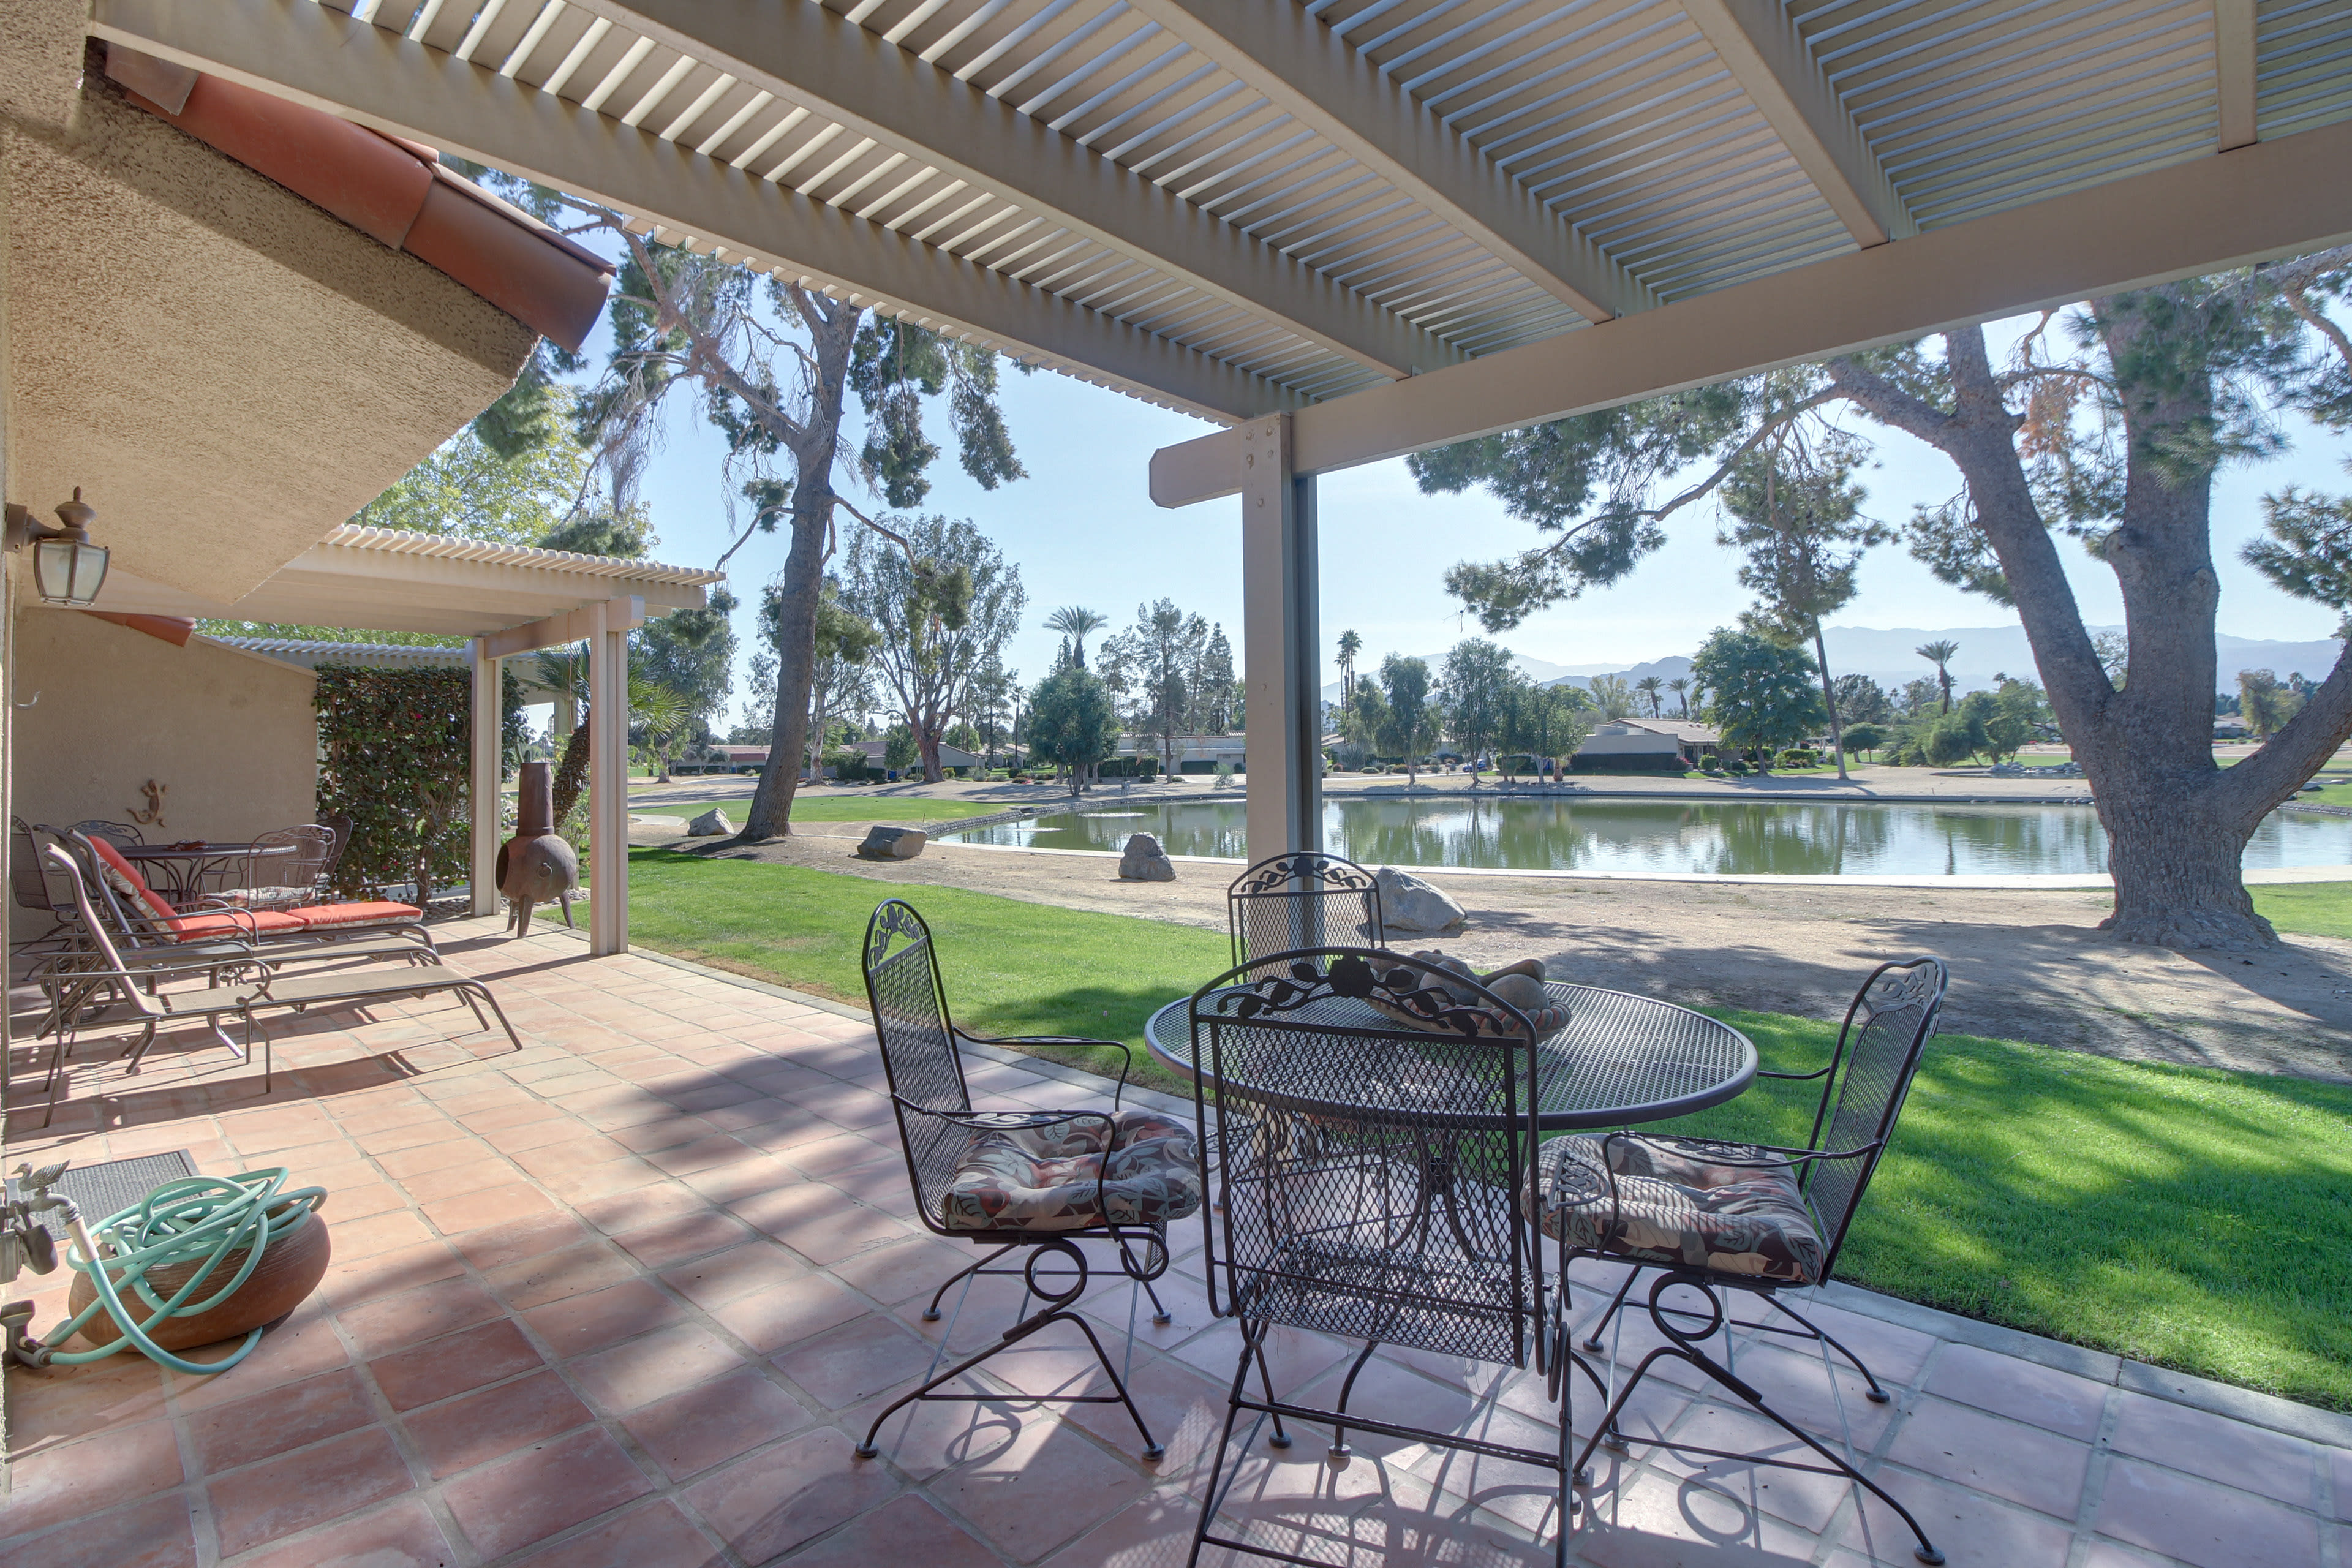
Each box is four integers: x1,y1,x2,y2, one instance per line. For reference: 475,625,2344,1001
1376,866,1468,933
685,807,733,837
856,825,928,860
1118,831,1178,881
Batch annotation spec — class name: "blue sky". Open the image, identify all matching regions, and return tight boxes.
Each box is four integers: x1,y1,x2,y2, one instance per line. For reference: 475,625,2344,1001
611,311,2350,731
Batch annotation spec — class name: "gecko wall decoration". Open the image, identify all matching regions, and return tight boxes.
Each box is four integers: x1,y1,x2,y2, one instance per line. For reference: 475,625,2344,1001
127,780,167,829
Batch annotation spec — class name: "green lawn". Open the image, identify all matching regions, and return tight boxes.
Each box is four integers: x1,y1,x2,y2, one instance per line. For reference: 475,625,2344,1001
634,796,1002,824
621,848,1224,1084
2252,881,2352,940
619,846,2352,1411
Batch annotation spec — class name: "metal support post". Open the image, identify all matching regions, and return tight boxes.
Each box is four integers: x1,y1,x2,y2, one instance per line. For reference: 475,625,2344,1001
469,638,501,919
587,601,630,955
1240,414,1322,860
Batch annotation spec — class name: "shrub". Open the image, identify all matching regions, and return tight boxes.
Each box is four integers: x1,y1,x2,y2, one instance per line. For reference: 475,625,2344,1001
1840,723,1888,756
1777,747,1819,769
315,666,471,902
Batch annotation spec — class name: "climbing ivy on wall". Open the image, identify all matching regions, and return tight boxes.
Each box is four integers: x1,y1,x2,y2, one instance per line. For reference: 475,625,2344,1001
315,667,474,902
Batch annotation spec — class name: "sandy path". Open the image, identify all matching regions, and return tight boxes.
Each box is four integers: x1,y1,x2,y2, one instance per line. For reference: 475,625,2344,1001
636,821,2352,1082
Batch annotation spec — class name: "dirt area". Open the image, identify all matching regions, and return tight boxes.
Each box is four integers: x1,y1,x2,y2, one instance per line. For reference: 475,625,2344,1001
638,818,2352,1083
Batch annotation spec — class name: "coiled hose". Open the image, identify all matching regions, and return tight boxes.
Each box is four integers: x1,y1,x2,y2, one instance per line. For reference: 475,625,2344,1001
39,1168,326,1376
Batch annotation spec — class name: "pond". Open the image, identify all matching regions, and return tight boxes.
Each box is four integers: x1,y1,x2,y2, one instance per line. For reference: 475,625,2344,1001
939,796,2352,878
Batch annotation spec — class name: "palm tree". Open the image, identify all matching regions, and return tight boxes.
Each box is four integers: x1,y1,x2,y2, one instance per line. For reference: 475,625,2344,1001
1044,606,1107,668
1917,639,1960,713
1634,675,1665,717
1336,628,1363,715
1666,676,1691,716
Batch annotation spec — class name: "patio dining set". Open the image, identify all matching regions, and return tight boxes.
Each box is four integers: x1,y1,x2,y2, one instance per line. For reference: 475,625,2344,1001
855,850,1952,1567
9,816,521,1121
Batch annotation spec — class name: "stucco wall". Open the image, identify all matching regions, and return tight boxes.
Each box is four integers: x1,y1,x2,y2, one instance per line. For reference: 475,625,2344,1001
13,611,316,842
1574,722,1683,756
1,19,535,605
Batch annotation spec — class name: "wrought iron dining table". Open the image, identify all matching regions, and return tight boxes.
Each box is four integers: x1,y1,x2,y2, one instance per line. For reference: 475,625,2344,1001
1145,978,1758,1131
116,842,295,903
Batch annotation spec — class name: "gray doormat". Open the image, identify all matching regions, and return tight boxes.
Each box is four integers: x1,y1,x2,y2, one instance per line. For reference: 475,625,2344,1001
6,1150,197,1237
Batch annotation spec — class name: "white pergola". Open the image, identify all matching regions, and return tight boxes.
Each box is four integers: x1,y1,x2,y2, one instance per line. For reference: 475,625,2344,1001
75,522,723,955
92,0,2352,862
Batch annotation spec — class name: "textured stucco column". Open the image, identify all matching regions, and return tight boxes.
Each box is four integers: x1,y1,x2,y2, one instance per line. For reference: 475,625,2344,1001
470,638,500,918
587,602,628,956
1239,413,1322,862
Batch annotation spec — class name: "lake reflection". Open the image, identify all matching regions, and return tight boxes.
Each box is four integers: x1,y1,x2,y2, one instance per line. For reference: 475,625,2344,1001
944,797,2352,876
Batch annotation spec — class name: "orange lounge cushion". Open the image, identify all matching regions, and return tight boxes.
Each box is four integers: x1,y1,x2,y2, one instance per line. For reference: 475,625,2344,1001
287,900,421,930
86,836,178,925
164,909,310,941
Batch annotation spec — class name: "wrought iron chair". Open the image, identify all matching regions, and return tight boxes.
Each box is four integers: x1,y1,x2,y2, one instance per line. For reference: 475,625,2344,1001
67,819,145,848
853,897,1200,1461
216,826,339,909
315,813,355,895
10,818,78,954
1225,850,1384,967
1186,947,1589,1568
1536,957,1950,1566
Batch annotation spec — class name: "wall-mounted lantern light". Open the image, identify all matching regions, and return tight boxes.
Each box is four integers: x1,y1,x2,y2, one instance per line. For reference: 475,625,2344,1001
4,489,110,606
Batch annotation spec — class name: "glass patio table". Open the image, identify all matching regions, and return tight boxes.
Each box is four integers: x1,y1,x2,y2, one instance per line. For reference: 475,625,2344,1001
1144,979,1757,1131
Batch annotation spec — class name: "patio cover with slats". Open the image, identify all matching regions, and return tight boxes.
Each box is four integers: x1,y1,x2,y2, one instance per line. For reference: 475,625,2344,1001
38,522,725,956
87,0,2352,862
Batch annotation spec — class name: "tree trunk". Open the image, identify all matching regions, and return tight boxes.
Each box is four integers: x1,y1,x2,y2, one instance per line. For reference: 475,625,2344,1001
919,728,943,783
742,483,831,840
2094,785,2272,945
807,682,829,783
1813,622,1849,782
552,714,590,827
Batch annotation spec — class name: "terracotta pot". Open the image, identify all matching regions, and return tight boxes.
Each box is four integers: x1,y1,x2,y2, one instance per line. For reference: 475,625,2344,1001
66,1205,331,1352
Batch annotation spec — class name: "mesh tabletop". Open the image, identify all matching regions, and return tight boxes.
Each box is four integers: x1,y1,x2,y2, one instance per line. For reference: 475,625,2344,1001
1147,982,1755,1130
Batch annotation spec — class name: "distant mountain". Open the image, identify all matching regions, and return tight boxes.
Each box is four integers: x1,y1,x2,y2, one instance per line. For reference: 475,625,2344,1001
1319,627,2340,704
1544,654,1694,692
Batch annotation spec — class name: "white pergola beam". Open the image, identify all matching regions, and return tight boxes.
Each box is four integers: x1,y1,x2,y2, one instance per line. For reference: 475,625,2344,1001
2214,0,2258,150
587,0,1462,382
1125,0,1654,324
1151,114,2352,506
480,595,646,661
1679,0,1913,247
90,0,1297,425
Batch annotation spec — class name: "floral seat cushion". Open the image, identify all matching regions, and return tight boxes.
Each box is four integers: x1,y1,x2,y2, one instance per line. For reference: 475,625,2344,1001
1530,1134,1825,1284
940,1109,1204,1232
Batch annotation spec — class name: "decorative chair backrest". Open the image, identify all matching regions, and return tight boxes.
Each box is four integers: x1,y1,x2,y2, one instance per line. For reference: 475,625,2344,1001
1800,957,1948,1280
861,899,972,1115
69,818,145,848
861,899,978,1226
317,813,355,889
1188,946,1544,1368
1226,851,1385,968
248,826,336,895
11,817,70,916
43,845,168,1022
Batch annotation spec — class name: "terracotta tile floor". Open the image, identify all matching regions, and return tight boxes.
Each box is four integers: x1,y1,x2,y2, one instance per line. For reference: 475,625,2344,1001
6,918,2346,1566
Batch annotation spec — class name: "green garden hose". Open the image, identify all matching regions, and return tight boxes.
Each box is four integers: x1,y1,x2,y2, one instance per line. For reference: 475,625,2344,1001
34,1168,326,1376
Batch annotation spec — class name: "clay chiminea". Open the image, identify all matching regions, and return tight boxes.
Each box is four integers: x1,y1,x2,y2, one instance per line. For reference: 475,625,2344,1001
496,761,579,937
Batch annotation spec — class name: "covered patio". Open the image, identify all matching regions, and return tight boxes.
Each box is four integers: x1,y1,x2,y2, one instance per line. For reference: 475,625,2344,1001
26,521,726,954
4,921,2345,1567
